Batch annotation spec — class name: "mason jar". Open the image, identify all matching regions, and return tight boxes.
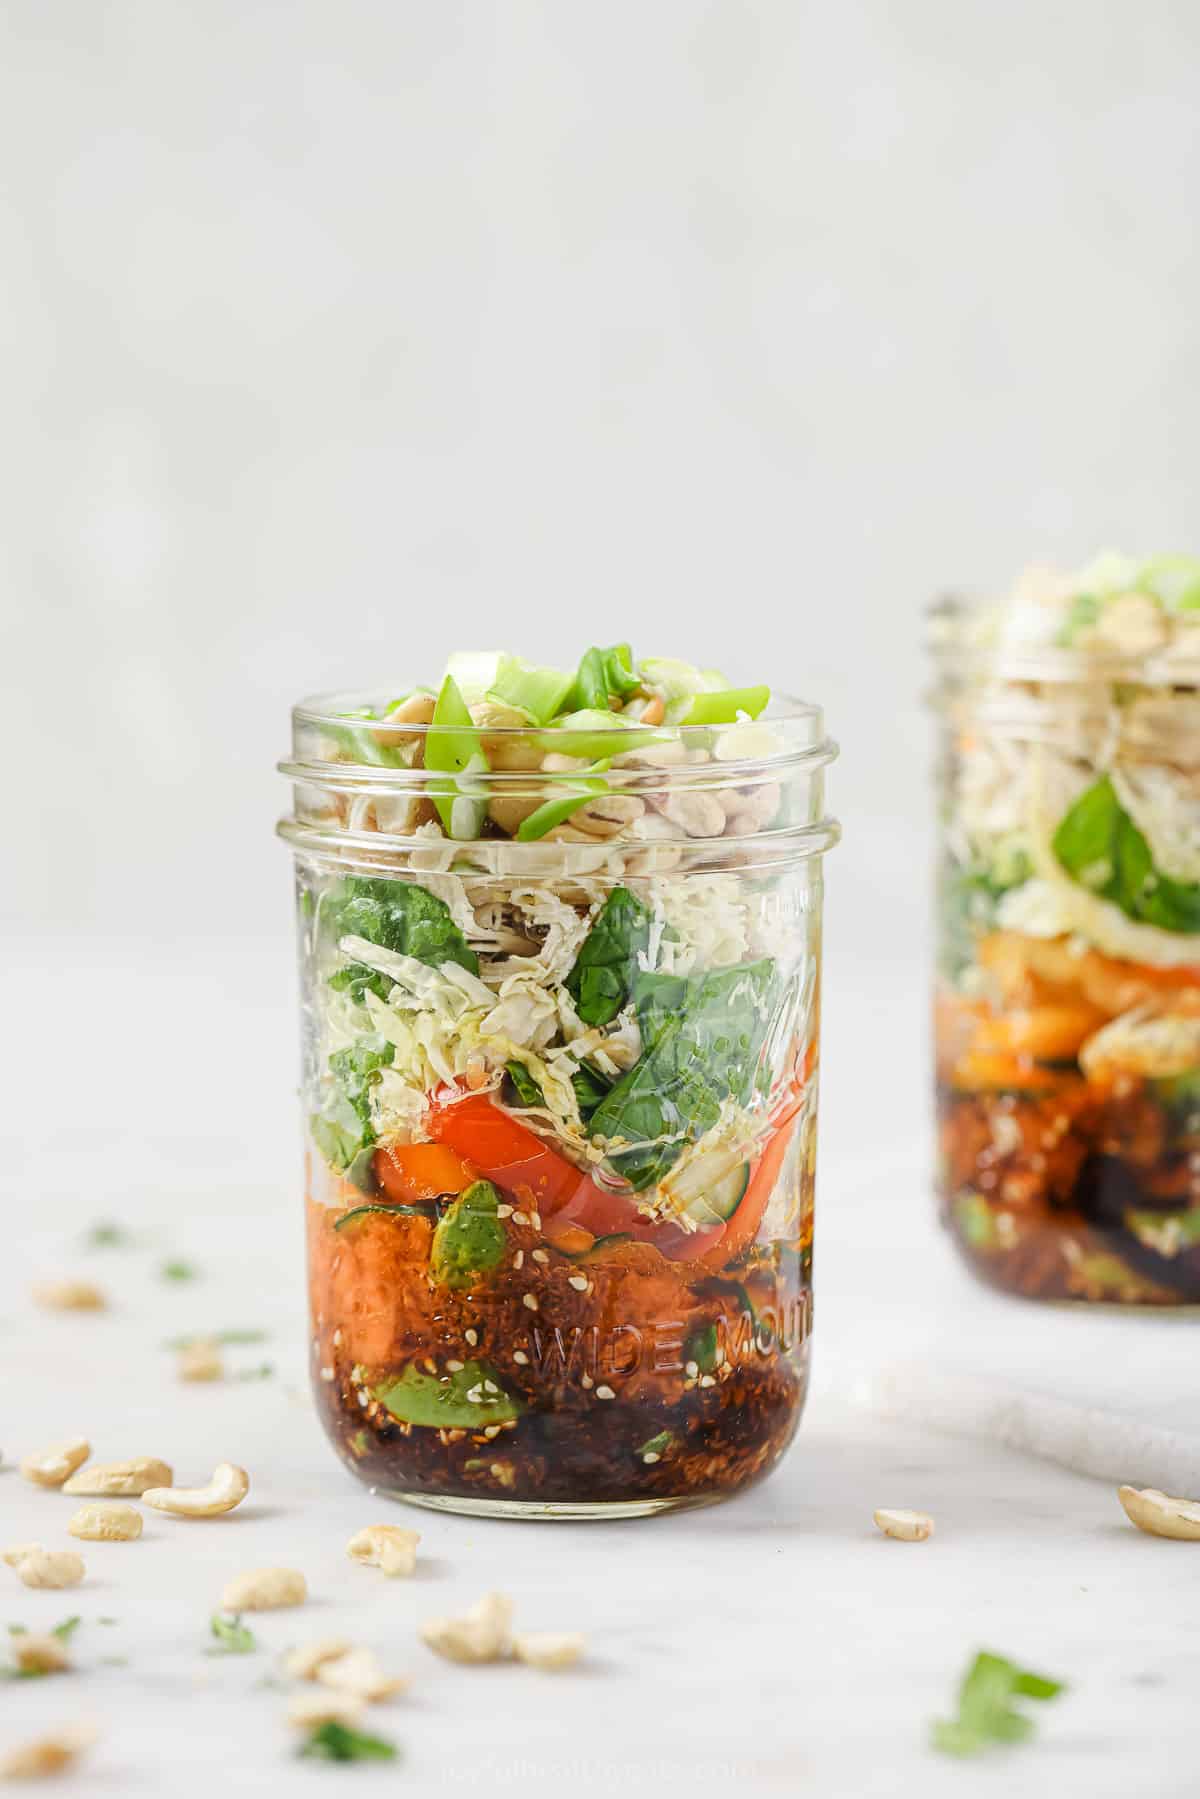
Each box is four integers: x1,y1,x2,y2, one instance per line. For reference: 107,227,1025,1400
279,690,838,1517
931,566,1200,1305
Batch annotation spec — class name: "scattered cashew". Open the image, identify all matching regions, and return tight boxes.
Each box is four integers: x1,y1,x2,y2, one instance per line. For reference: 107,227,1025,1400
420,1591,512,1664
141,1462,249,1518
221,1567,307,1612
374,690,437,748
63,1458,173,1497
1118,1485,1200,1540
0,1725,96,1780
346,1525,420,1579
4,1547,85,1590
873,1508,934,1542
32,1281,106,1312
284,1638,352,1682
572,795,646,839
649,790,726,839
20,1438,90,1489
68,1504,142,1543
178,1339,223,1382
11,1633,70,1676
316,1647,408,1703
286,1692,368,1731
512,1632,585,1671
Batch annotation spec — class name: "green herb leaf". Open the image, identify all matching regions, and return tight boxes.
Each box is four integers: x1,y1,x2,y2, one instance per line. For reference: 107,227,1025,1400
932,1650,1065,1758
334,1201,440,1231
51,1617,81,1643
588,961,776,1189
426,673,490,838
208,1613,256,1655
565,887,653,1027
374,1358,524,1428
1053,776,1200,935
85,1221,129,1249
504,1061,545,1107
298,1720,398,1763
323,876,479,977
233,1363,275,1382
164,1329,267,1349
571,1064,611,1121
636,1430,674,1459
161,1260,198,1282
566,644,640,714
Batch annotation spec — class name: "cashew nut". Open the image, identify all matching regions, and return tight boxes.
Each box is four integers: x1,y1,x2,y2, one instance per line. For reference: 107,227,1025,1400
316,1647,408,1703
345,1525,420,1579
286,1693,368,1731
649,790,726,839
873,1508,934,1542
4,1546,85,1589
32,1280,106,1311
20,1438,90,1489
1118,1484,1200,1540
177,1339,223,1382
512,1631,585,1671
419,1591,512,1664
221,1567,307,1612
141,1462,249,1518
284,1638,352,1682
0,1725,96,1779
11,1632,70,1676
572,794,646,840
68,1504,142,1543
63,1458,173,1497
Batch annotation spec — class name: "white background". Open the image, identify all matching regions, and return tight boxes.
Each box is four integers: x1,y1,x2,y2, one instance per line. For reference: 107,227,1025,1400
4,5,1200,1792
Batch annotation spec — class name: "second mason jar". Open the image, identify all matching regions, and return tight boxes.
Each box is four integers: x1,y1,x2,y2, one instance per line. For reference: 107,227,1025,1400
280,680,838,1517
932,557,1200,1305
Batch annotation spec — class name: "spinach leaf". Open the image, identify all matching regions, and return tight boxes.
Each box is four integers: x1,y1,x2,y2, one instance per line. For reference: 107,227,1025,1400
505,1059,610,1122
311,1034,395,1174
505,1061,545,1107
588,960,775,1189
298,1721,398,1763
565,887,653,1026
932,1649,1065,1757
328,961,392,1006
1053,776,1200,935
567,644,640,713
324,876,478,976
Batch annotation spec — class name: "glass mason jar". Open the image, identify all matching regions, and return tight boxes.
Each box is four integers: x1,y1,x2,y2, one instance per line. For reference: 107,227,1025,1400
279,691,838,1517
931,576,1200,1305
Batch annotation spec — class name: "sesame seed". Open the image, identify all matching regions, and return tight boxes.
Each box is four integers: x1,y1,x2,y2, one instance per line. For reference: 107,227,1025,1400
465,1328,478,1347
513,1350,529,1365
332,1329,342,1347
713,1347,725,1366
512,1210,529,1227
496,1205,514,1220
357,1388,370,1407
513,1250,525,1269
595,1385,615,1400
568,1275,588,1291
483,1379,500,1394
581,1374,594,1389
466,1385,484,1403
684,1360,699,1378
523,1293,539,1311
531,1248,549,1263
642,1451,660,1464
699,1374,716,1388
445,1359,464,1372
531,1211,542,1231
483,1425,501,1439
319,1366,334,1382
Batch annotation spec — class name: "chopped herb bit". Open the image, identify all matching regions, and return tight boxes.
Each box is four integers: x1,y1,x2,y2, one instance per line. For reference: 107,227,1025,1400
207,1613,256,1655
52,1617,81,1642
932,1650,1065,1758
161,1260,198,1282
233,1362,275,1382
636,1431,674,1459
298,1721,398,1763
85,1221,130,1248
98,1617,119,1626
164,1329,268,1349
334,1201,440,1232
6,1625,26,1636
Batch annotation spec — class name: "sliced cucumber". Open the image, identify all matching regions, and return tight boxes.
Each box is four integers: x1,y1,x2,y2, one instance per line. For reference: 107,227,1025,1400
688,1161,750,1225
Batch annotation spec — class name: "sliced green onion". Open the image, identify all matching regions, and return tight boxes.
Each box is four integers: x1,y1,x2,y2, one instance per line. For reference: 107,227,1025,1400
682,685,770,725
486,654,575,726
536,709,667,762
326,710,407,768
567,644,640,713
516,763,612,841
426,674,490,839
442,650,503,704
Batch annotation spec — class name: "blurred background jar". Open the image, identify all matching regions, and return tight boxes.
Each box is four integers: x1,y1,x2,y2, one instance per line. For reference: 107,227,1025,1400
931,556,1200,1305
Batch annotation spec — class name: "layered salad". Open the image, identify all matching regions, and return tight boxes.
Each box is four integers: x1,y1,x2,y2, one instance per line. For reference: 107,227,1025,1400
293,646,824,1508
934,555,1200,1302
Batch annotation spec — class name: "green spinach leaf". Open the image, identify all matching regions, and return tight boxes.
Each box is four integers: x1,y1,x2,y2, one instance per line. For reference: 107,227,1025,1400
565,888,653,1026
298,1721,398,1763
311,1034,395,1174
932,1649,1065,1757
1053,776,1200,934
323,876,479,976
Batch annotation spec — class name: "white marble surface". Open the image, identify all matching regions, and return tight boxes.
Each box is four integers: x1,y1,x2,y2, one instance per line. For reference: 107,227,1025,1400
3,940,1197,1796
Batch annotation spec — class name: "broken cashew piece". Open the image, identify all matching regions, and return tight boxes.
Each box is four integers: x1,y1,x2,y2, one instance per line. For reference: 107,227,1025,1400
11,1633,70,1676
32,1280,106,1311
346,1524,420,1579
420,1591,513,1665
221,1567,307,1612
512,1631,585,1671
3,1546,85,1590
1118,1485,1200,1540
873,1508,935,1542
63,1458,173,1497
316,1647,408,1704
284,1638,352,1682
19,1438,91,1489
286,1692,368,1731
68,1504,142,1543
141,1462,249,1517
0,1724,96,1779
178,1339,224,1383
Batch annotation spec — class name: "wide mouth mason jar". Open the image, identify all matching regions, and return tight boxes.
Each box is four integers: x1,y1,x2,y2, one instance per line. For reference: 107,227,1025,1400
931,557,1200,1305
279,687,838,1517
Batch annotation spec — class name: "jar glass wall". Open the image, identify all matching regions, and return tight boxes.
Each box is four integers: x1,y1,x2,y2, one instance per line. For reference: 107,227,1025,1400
932,562,1200,1305
280,690,838,1516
